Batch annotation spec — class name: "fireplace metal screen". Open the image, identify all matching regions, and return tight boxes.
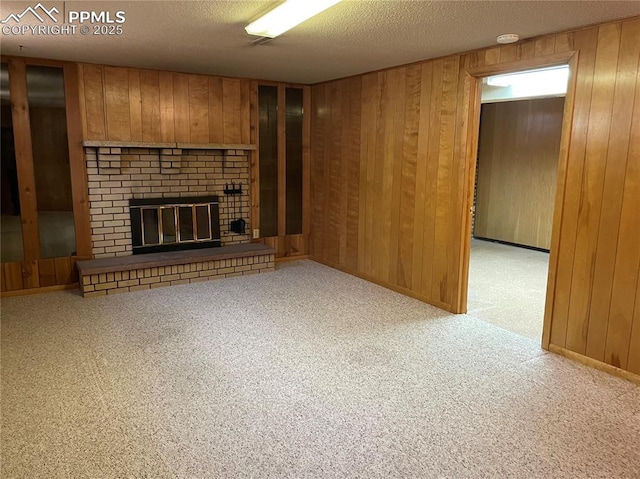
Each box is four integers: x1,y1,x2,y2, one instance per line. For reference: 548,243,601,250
129,196,221,254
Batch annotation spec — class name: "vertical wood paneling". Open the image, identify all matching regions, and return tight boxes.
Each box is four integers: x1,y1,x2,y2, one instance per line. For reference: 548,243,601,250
78,65,253,147
602,18,640,368
410,62,433,291
173,73,190,143
484,47,501,65
38,258,57,287
621,55,640,375
310,83,327,258
22,260,39,289
208,77,224,143
475,98,564,250
499,44,518,63
344,77,361,271
128,69,142,141
421,60,444,301
158,71,175,143
360,73,377,275
386,68,406,285
80,64,106,140
222,79,242,143
432,57,459,304
535,36,556,56
549,26,599,348
338,80,350,266
240,80,252,144
555,32,575,53
310,17,640,376
103,66,131,141
565,23,621,355
629,278,640,374
139,69,161,142
188,75,209,143
327,80,342,266
518,39,536,60
3,263,23,291
54,257,72,285
397,65,420,288
370,72,386,278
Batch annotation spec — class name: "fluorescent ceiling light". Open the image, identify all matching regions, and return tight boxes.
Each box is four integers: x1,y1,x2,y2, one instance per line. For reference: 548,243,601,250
486,66,569,98
245,0,342,38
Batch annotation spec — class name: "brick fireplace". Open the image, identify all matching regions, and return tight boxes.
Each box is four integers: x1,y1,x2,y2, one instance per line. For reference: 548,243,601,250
77,144,275,297
85,146,251,258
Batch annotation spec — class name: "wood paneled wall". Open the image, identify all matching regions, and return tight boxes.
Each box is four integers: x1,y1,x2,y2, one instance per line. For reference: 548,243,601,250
310,17,640,376
1,257,80,292
78,64,251,144
474,98,564,249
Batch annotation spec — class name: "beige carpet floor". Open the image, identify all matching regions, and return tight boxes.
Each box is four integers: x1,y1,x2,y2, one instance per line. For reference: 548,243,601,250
468,238,550,341
1,260,639,478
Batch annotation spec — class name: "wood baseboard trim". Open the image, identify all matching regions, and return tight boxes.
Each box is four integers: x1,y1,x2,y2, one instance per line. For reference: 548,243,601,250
1,283,79,298
549,344,640,386
309,256,454,313
275,255,309,264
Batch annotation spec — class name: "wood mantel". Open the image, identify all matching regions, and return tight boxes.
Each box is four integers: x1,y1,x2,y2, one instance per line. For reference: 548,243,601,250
83,140,256,150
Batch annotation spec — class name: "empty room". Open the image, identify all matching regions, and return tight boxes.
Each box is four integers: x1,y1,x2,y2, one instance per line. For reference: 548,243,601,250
1,1,639,477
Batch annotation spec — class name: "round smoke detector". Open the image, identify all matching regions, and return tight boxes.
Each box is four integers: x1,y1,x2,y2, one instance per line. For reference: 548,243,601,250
496,33,520,44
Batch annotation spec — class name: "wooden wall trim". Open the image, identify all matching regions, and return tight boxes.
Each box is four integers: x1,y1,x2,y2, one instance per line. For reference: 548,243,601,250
249,80,260,241
277,83,286,237
466,51,576,77
542,52,580,349
7,58,40,261
0,283,78,298
549,344,640,386
447,52,577,319
64,63,92,257
454,70,481,314
302,86,311,236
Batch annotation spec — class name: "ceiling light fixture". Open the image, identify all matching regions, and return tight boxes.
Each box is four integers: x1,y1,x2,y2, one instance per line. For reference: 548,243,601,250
486,65,569,98
496,33,520,44
245,0,342,39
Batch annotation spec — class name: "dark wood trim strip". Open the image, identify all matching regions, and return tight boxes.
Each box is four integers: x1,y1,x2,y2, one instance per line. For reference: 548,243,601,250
0,283,78,298
8,58,40,261
302,86,311,239
250,80,260,240
277,84,286,237
64,63,92,257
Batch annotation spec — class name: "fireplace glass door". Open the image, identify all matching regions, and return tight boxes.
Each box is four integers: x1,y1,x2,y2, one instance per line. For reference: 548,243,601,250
130,196,220,254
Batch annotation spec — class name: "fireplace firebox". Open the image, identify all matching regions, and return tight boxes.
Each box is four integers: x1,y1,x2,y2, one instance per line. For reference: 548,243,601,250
129,196,221,254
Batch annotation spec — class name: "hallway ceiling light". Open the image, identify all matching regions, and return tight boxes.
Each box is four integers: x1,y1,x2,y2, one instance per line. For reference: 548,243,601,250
245,0,342,39
486,65,569,97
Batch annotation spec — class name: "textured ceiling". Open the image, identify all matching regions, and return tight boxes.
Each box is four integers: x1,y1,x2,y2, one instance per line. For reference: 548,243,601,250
1,0,640,84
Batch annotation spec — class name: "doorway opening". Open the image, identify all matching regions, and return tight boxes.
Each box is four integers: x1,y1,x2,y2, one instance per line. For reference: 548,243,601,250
463,62,573,342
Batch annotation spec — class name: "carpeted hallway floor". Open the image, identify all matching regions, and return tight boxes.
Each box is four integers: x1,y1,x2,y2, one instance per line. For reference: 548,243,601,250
468,238,550,341
1,260,639,478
